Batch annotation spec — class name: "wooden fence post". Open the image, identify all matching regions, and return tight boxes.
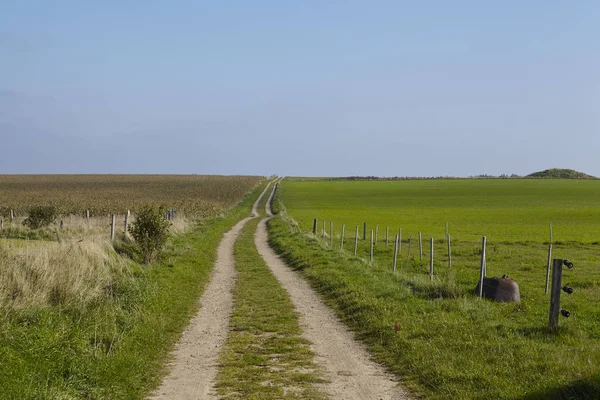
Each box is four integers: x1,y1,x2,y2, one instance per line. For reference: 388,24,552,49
124,213,129,234
86,209,90,219
340,224,345,250
447,234,452,268
398,228,402,254
0,219,3,230
405,234,412,269
418,231,423,261
545,244,553,294
10,210,14,222
393,234,399,273
111,215,116,241
369,229,374,263
429,237,434,280
55,227,62,244
363,222,367,240
354,226,359,256
478,236,487,298
322,220,326,239
549,259,563,331
313,218,317,234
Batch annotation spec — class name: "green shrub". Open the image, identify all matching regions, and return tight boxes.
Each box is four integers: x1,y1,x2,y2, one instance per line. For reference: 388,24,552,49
128,205,171,264
23,206,57,229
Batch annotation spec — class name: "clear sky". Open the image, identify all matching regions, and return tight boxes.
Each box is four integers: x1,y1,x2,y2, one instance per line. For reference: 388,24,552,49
1,1,598,176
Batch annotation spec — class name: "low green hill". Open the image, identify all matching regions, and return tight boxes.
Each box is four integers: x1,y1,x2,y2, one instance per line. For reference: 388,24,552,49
527,168,597,179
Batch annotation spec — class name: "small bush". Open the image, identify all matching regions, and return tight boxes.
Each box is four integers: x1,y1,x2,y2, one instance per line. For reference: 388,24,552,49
23,206,57,229
128,205,171,264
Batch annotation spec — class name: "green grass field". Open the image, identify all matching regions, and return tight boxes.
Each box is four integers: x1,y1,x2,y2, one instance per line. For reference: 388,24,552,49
271,178,600,399
282,178,600,243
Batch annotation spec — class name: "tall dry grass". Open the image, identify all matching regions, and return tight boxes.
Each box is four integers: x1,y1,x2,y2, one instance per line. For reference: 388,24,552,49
0,238,134,309
0,213,189,310
58,214,191,239
2,214,190,239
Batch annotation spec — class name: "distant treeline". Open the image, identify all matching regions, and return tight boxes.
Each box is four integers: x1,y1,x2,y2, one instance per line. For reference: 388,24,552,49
326,174,521,181
325,169,597,181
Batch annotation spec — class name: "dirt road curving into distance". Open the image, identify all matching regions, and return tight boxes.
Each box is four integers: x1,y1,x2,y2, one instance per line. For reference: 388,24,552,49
255,181,411,400
150,181,273,400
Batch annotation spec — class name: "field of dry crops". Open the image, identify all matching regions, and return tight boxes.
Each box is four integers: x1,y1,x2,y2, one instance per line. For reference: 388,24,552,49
0,174,263,218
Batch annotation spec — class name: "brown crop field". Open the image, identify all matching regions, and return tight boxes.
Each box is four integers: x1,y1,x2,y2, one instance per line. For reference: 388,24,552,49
0,174,263,218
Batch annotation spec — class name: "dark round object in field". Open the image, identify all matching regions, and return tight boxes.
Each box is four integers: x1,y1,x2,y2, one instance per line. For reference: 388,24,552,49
475,275,521,302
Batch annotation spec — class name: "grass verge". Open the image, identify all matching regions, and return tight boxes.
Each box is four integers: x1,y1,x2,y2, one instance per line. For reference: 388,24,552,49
215,198,327,399
0,181,267,399
268,198,600,400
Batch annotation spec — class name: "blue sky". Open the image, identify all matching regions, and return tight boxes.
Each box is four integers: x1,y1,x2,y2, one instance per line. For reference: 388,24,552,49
1,1,598,176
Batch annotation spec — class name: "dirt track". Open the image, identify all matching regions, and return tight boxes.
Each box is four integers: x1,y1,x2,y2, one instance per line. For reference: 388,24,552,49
151,179,410,399
255,182,410,400
150,181,272,399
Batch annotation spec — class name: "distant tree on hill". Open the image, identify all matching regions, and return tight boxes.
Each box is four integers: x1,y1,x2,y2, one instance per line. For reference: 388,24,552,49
527,168,596,179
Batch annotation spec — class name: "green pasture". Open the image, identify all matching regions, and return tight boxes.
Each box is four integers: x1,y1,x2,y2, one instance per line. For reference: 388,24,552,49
273,178,600,399
280,178,600,309
282,178,600,243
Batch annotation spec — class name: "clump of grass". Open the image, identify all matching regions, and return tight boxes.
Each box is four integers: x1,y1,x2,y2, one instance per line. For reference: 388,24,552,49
402,272,459,300
168,214,190,234
0,224,55,241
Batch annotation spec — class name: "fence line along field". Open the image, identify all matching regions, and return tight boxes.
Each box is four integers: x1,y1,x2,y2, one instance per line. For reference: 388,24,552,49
0,174,262,218
272,178,600,399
